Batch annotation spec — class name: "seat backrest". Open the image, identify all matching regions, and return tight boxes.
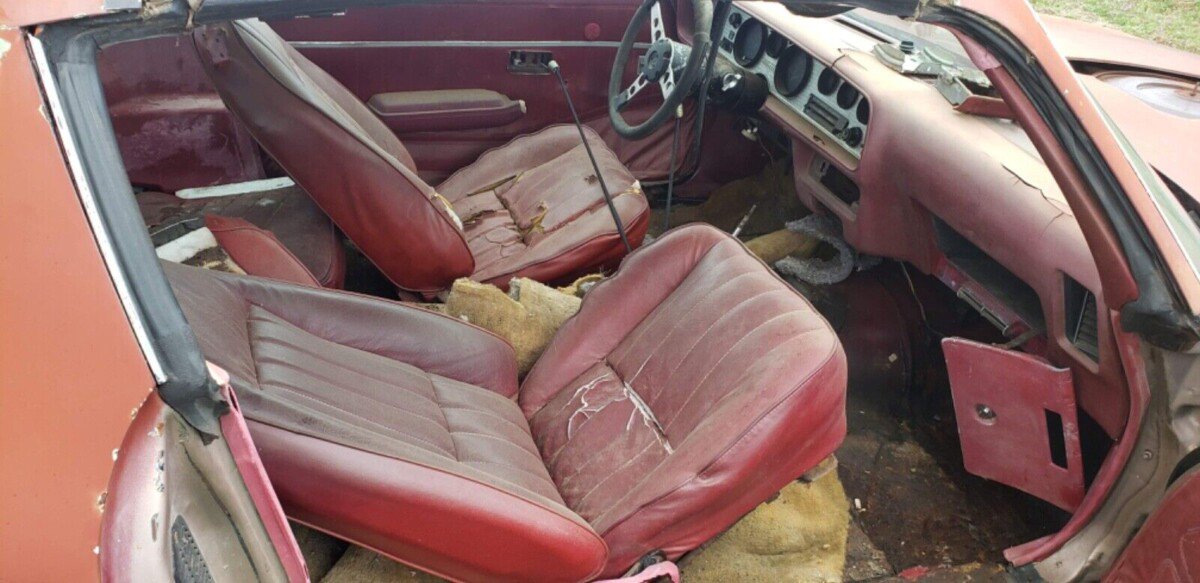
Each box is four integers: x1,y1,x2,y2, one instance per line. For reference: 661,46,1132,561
193,20,473,292
519,224,847,573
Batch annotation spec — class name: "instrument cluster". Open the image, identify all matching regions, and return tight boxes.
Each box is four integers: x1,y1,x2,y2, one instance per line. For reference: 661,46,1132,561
721,8,871,155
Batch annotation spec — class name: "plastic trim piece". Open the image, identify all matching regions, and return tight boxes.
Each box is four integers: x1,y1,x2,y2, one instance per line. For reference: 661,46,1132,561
28,35,167,385
36,8,228,440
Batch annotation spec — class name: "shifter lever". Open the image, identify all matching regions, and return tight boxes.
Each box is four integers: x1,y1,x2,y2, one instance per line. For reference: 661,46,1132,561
546,60,632,253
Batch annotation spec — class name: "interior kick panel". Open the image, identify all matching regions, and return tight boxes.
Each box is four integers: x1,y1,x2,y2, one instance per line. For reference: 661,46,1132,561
943,337,1086,512
731,0,1130,439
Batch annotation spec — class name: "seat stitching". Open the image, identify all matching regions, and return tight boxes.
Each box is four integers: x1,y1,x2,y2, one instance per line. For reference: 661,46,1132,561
649,286,790,407
429,373,457,460
662,309,808,433
449,430,542,458
607,251,750,367
438,124,604,192
246,319,443,408
682,327,826,434
439,405,529,435
255,359,450,439
256,377,455,458
470,197,648,285
571,440,658,513
520,229,725,418
608,267,760,373
544,389,628,471
249,339,443,413
457,459,561,497
537,367,617,430
551,417,641,488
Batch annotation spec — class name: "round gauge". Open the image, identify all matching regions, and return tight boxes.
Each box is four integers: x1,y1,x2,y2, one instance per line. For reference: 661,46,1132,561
773,45,813,97
836,81,861,109
856,98,871,124
733,19,767,67
817,68,841,95
765,30,788,59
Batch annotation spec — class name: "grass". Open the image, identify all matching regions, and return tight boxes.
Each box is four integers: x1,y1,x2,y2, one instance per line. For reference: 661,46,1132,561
1029,0,1200,54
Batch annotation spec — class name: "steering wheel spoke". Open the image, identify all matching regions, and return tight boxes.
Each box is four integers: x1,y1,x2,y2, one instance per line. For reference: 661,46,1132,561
615,73,649,111
650,1,668,43
658,62,677,99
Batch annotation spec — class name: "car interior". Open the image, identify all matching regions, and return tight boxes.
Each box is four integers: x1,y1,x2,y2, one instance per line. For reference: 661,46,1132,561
85,0,1145,580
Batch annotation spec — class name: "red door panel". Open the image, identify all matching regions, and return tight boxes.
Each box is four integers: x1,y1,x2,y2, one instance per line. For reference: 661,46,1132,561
98,2,763,194
268,1,677,184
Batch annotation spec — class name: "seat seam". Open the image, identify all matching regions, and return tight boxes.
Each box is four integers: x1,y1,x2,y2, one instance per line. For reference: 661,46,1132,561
247,327,444,412
675,326,827,439
255,377,456,458
254,356,449,438
260,423,603,559
571,439,659,513
551,415,643,490
449,430,542,458
649,285,792,407
474,201,649,284
428,373,457,460
661,309,809,433
614,273,773,393
605,245,744,368
457,457,560,490
440,405,530,435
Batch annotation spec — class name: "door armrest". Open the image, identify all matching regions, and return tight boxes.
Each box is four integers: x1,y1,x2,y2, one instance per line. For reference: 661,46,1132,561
367,89,525,134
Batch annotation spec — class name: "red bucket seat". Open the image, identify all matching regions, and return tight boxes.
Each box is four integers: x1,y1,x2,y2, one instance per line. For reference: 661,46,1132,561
165,224,847,581
192,20,649,293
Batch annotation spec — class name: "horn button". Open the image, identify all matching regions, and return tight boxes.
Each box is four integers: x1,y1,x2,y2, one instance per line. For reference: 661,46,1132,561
641,39,675,82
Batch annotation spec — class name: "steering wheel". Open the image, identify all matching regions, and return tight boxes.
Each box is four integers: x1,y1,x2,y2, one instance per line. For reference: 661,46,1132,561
609,0,714,140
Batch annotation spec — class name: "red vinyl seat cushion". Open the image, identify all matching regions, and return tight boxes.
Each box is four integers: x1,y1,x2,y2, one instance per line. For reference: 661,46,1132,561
164,224,846,582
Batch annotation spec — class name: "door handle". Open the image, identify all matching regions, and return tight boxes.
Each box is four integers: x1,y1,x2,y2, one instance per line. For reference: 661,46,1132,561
508,50,554,74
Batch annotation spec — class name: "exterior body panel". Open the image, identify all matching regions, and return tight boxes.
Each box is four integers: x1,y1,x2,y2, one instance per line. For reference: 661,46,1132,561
0,27,157,582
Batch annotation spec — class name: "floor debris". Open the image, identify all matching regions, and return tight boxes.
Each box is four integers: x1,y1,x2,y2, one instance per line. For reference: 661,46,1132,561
744,228,820,265
443,276,586,376
290,523,348,582
679,465,849,583
320,545,443,583
649,162,807,239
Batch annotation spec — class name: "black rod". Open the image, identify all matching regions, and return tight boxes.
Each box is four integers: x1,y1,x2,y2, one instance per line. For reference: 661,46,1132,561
548,60,633,253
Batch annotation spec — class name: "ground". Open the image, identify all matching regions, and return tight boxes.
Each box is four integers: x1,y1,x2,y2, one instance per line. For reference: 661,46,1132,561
1031,0,1200,54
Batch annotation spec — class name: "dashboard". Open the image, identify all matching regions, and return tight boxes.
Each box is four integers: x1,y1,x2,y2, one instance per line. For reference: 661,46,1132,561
717,7,871,158
680,1,1131,440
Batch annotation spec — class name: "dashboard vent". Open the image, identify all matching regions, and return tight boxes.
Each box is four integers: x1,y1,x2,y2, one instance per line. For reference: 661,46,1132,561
804,96,848,136
1064,275,1099,361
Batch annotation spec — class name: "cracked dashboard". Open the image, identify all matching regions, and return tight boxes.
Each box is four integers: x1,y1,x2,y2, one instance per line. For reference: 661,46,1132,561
681,1,1131,438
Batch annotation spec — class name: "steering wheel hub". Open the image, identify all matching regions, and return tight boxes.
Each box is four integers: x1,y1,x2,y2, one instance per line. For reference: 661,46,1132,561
642,39,674,82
